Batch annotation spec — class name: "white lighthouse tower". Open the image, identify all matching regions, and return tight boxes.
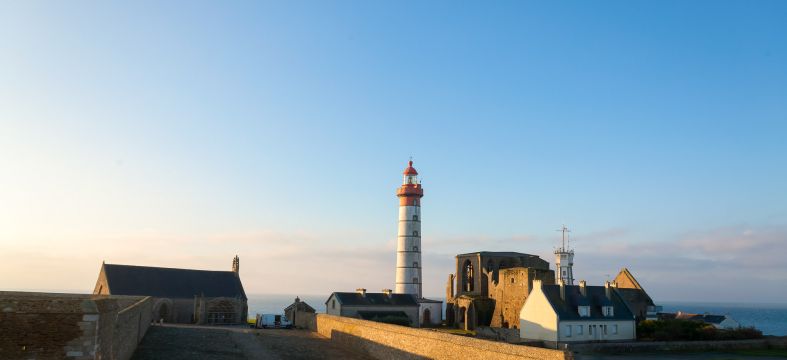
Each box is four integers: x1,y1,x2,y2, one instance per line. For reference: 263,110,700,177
395,160,424,298
554,225,575,285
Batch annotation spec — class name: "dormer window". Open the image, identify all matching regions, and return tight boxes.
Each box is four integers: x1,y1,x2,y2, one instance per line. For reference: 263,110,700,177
578,306,590,317
602,306,614,317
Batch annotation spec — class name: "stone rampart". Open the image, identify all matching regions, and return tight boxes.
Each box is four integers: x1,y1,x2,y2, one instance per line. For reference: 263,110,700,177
0,291,152,360
567,337,787,353
302,312,569,360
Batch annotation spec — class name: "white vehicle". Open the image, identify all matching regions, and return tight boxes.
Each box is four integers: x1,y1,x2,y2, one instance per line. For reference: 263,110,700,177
256,314,292,329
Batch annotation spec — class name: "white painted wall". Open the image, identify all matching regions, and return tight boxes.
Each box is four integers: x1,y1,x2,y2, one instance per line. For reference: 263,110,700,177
326,294,341,316
418,301,442,326
396,204,421,298
557,320,635,342
519,282,558,342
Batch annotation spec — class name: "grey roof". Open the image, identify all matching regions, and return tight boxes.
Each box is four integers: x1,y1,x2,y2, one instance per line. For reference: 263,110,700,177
541,285,634,321
616,288,655,308
327,292,418,307
456,251,540,258
103,264,247,300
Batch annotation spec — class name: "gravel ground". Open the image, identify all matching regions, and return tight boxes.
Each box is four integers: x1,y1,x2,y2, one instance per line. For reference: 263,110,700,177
132,324,371,360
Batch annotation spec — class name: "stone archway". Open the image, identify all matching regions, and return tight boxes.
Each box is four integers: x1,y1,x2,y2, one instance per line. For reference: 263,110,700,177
153,298,174,323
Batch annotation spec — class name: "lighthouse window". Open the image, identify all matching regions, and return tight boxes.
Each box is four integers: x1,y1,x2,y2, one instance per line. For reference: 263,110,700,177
413,262,418,267
413,215,418,221
412,200,417,206
413,231,418,237
412,246,418,252
412,277,418,283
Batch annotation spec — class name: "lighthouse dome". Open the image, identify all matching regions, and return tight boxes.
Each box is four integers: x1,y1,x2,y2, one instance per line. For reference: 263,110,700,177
403,160,418,175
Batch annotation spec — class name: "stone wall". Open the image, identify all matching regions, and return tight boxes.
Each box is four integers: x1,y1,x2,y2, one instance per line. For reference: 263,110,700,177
567,337,787,353
302,311,569,360
0,291,152,360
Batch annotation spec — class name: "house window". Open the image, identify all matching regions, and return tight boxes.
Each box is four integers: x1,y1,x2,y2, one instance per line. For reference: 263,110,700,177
603,306,614,317
332,300,335,309
612,325,618,335
603,325,608,335
564,324,572,337
578,306,590,317
576,325,583,335
413,231,419,236
511,277,515,284
413,261,419,267
413,215,418,221
589,325,592,335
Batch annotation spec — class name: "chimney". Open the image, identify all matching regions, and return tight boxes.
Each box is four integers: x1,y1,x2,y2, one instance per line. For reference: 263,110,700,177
559,279,565,301
579,280,587,297
382,289,392,296
604,281,612,299
356,288,367,296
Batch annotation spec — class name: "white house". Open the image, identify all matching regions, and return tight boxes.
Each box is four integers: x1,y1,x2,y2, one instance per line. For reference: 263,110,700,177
325,288,420,327
520,280,636,346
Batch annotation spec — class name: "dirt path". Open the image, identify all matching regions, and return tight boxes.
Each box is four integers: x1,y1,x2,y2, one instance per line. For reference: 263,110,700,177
132,324,370,360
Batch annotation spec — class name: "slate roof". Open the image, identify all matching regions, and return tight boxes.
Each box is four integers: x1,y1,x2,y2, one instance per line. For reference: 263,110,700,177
616,288,655,308
456,251,539,258
327,292,418,307
672,312,730,325
102,264,247,300
541,284,635,321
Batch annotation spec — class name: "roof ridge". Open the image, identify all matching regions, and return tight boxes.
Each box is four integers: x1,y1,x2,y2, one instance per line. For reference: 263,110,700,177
104,263,234,273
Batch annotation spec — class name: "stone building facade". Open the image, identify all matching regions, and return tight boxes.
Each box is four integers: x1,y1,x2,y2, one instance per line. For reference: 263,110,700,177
326,289,420,327
445,251,554,330
92,256,247,325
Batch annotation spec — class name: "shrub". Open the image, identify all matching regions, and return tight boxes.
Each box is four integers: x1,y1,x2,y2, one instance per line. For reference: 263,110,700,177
637,320,763,341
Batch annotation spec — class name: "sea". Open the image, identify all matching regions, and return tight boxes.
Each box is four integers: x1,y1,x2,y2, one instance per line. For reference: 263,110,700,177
247,295,787,336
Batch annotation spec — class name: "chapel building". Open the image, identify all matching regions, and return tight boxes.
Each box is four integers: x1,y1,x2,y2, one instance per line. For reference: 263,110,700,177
92,256,248,325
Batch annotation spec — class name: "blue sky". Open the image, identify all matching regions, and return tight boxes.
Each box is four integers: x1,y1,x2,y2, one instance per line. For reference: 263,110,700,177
1,1,786,302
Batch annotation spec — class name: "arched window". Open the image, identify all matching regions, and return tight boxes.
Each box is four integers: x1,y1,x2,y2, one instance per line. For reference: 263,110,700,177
462,260,474,292
413,231,419,237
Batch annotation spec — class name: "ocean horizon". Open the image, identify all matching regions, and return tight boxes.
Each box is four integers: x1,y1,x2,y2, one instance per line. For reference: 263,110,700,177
247,294,787,336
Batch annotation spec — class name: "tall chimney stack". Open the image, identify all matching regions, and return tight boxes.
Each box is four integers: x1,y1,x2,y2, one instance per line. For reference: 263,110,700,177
382,289,392,296
356,288,367,296
604,281,612,299
579,280,587,297
559,279,566,301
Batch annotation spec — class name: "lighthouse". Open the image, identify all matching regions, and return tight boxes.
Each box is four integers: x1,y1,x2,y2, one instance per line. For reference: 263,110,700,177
395,160,424,298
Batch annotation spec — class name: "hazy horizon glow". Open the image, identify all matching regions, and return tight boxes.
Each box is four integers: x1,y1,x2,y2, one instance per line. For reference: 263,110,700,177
1,1,786,302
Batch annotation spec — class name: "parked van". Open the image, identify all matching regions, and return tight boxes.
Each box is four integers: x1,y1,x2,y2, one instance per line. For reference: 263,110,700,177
255,314,292,329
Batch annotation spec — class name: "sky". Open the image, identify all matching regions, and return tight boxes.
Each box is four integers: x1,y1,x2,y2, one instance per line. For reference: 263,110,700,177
1,1,786,303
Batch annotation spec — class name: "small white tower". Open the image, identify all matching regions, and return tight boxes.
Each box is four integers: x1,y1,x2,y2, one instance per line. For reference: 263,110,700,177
395,160,424,298
554,225,575,285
